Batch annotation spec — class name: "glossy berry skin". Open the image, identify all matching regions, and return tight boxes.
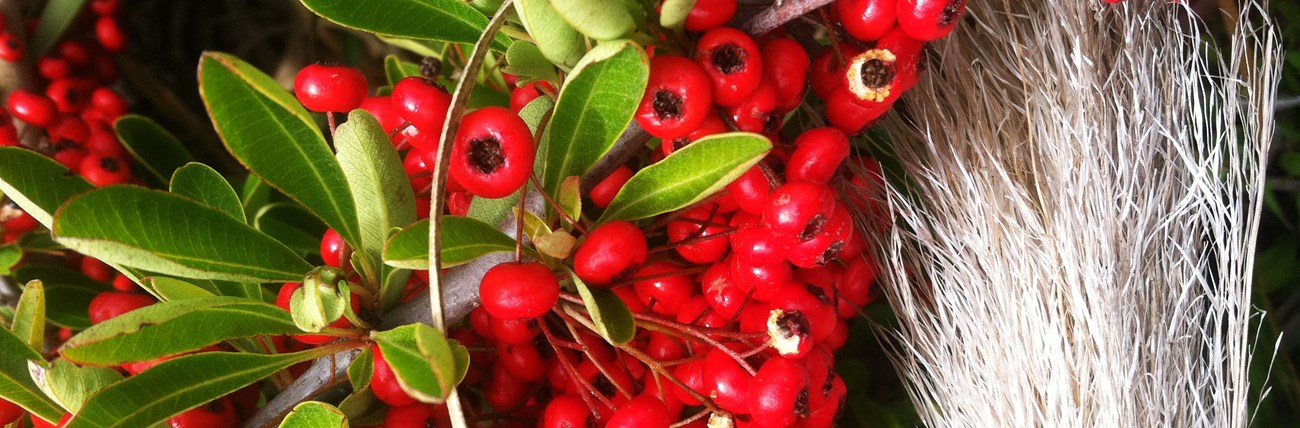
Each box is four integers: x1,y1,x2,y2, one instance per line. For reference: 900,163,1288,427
383,403,449,428
293,63,368,113
392,76,453,137
509,80,552,112
787,127,850,184
485,363,531,411
480,261,559,320
747,357,811,427
111,274,137,292
319,228,346,268
694,28,764,107
661,112,727,158
574,221,647,286
632,261,696,314
727,79,782,134
826,86,893,134
702,261,746,318
95,16,126,52
541,394,592,428
703,345,754,413
80,256,114,282
838,0,898,42
684,0,737,32
810,44,863,102
8,89,58,127
488,316,539,345
0,398,22,425
771,282,837,344
726,165,770,214
731,224,790,266
667,204,731,264
760,38,810,112
590,165,633,208
79,154,132,186
31,413,72,428
371,344,418,407
449,106,535,198
39,56,71,80
788,205,852,268
636,55,713,140
496,341,548,382
607,395,671,428
46,78,94,113
898,0,967,41
167,398,239,428
762,181,837,243
88,291,154,324
92,87,129,120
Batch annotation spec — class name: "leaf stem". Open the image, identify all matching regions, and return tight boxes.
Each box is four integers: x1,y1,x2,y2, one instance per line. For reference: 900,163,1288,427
529,174,589,235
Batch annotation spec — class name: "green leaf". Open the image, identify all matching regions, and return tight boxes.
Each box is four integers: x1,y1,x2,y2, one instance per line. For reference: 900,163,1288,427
52,186,313,283
29,359,123,413
0,147,94,228
504,42,560,83
0,327,64,422
517,208,575,260
114,115,195,185
280,401,349,428
299,0,510,51
372,324,461,403
170,163,244,220
558,176,582,228
13,266,107,330
347,346,374,390
379,37,448,59
337,388,384,426
548,0,634,41
540,41,648,196
254,203,328,257
659,0,697,31
199,52,363,250
515,0,584,69
28,0,87,56
12,281,45,350
147,277,216,301
0,244,20,275
66,350,322,428
567,268,634,344
335,110,417,270
240,176,273,224
383,217,517,269
384,55,422,86
600,133,771,222
289,269,349,333
59,296,304,366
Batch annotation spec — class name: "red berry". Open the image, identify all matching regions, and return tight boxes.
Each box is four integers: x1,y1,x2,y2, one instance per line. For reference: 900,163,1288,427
38,56,71,80
701,261,746,319
725,166,770,214
8,90,58,127
726,79,782,134
703,345,754,413
3,206,39,234
694,28,764,107
661,112,727,158
91,0,121,15
57,41,90,65
666,204,732,264
589,165,633,208
607,395,671,428
760,38,810,112
79,154,133,186
449,106,535,198
167,398,238,428
787,205,851,268
91,87,129,120
0,398,22,425
48,115,90,143
632,261,696,315
684,0,737,32
80,256,114,282
48,141,86,172
541,394,592,428
762,181,836,243
729,255,792,302
485,363,531,411
293,63,368,113
360,95,403,136
370,344,418,407
383,403,449,428
479,261,559,320
636,55,713,140
838,0,898,42
48,76,95,110
319,228,346,268
825,86,892,134
810,44,863,102
509,80,552,112
747,357,810,427
770,282,837,344
111,273,136,292
574,221,648,286
898,0,966,41
88,291,154,324
730,224,789,266
392,76,452,137
85,131,126,157
670,360,706,405
496,340,548,383
0,32,24,62
95,16,126,52
488,316,539,345
836,256,877,317
786,127,850,184
31,413,72,428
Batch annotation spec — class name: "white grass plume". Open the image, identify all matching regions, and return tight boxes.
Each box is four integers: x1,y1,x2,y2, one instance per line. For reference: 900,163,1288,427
860,1,1281,426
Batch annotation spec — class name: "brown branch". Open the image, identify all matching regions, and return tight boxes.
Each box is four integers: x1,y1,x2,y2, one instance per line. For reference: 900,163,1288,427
740,0,836,37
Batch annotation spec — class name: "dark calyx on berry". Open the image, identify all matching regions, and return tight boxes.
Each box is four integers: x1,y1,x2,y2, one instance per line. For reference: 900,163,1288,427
940,2,963,26
859,58,896,89
799,214,827,241
653,89,684,119
468,137,504,175
712,44,746,74
99,156,120,172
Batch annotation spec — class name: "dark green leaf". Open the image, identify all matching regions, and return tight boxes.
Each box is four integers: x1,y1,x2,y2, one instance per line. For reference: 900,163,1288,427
29,359,122,413
170,163,244,220
514,0,584,69
0,244,20,275
114,115,195,185
568,268,634,344
347,347,374,390
372,324,460,403
280,401,348,428
199,52,362,250
337,388,384,426
28,0,87,56
599,132,771,222
254,203,328,257
0,326,64,422
299,0,510,51
548,0,634,41
240,176,273,224
383,217,517,269
0,147,94,228
53,186,313,283
66,350,323,428
384,56,422,86
147,277,216,301
503,42,559,82
335,110,417,273
540,41,648,196
13,266,107,330
59,297,302,366
13,281,45,350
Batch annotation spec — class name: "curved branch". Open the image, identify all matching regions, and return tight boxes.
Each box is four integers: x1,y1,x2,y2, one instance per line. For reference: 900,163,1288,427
739,0,835,37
